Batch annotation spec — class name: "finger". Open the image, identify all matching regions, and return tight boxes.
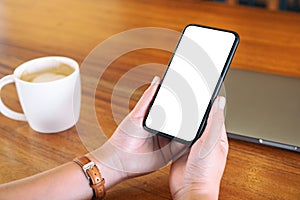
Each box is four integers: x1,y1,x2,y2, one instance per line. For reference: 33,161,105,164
219,124,229,154
131,76,160,118
192,96,226,159
155,135,190,162
195,96,225,144
209,96,225,119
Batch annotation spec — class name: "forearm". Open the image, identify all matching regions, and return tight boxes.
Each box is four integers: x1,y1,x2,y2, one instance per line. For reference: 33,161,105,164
0,156,124,200
0,162,92,200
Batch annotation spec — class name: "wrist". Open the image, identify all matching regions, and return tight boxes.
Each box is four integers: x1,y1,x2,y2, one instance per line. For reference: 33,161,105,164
173,183,220,200
86,147,127,190
176,191,218,200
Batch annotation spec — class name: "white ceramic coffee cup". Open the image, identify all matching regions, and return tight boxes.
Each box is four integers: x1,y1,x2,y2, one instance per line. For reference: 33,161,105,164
0,56,81,133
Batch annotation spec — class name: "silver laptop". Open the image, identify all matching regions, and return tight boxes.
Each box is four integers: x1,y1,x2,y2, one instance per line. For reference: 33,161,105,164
224,68,300,152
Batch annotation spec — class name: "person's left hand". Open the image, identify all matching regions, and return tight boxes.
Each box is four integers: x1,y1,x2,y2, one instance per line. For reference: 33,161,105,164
90,76,187,181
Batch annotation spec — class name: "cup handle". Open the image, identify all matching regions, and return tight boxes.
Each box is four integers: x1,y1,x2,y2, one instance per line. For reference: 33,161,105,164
0,75,27,121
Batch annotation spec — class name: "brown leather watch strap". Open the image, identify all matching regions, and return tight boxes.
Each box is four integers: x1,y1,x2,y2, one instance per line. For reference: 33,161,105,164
73,156,105,200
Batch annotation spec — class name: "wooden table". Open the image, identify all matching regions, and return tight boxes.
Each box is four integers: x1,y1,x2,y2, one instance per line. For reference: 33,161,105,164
0,0,299,199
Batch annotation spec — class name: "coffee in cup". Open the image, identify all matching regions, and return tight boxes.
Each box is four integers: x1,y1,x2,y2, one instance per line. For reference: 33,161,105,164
20,63,75,83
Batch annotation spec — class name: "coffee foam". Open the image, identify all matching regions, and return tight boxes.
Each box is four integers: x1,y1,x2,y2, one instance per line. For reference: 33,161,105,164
20,63,74,83
32,73,66,83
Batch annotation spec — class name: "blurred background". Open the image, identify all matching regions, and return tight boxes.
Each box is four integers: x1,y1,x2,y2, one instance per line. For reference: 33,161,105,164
211,0,300,12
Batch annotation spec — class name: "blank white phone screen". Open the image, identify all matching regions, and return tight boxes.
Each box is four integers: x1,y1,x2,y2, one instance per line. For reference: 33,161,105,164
145,25,236,141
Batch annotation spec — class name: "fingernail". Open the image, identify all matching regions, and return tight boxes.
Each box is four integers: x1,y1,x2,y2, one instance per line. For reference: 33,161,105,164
151,76,159,86
218,96,226,110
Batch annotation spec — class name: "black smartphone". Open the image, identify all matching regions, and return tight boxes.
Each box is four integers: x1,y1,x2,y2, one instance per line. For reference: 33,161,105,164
143,24,239,144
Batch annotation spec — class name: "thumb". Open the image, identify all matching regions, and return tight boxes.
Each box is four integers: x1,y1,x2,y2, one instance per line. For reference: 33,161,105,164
192,96,227,159
130,76,160,118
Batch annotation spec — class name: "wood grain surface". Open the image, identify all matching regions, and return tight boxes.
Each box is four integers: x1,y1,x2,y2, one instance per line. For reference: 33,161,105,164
0,0,299,199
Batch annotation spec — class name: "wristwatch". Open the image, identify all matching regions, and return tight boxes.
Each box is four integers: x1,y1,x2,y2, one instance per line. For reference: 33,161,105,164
73,156,105,200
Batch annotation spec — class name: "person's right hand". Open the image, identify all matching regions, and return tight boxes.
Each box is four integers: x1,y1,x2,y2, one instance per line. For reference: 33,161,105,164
169,96,229,200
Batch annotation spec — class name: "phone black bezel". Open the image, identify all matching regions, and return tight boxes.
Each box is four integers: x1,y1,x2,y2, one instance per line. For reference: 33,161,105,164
143,24,240,145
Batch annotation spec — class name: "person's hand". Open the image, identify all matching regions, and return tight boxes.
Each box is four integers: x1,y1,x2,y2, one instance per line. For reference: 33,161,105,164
169,96,229,200
89,76,187,186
